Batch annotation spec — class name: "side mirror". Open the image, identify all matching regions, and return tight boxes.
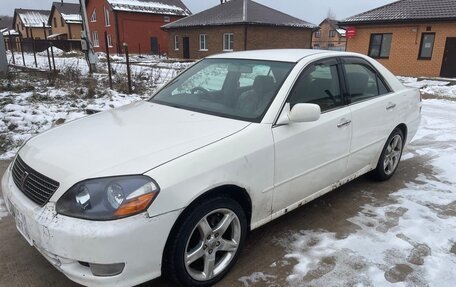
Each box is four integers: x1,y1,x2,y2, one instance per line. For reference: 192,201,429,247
289,103,321,123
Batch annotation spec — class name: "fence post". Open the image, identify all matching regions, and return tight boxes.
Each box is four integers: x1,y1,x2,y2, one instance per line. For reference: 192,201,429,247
104,31,112,89
8,30,15,65
43,23,52,72
32,38,38,67
19,35,26,66
30,29,38,67
123,43,132,94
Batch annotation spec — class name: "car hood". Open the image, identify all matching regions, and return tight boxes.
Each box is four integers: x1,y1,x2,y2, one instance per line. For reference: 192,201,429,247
18,101,250,189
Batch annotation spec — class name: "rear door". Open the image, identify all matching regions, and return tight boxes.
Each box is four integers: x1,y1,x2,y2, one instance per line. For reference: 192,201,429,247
272,58,352,213
341,57,398,175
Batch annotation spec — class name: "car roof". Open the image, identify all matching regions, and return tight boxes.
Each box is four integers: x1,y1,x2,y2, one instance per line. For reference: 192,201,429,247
207,49,338,63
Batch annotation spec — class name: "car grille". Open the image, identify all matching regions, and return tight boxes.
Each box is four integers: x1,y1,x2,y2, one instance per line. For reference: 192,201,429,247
11,156,60,206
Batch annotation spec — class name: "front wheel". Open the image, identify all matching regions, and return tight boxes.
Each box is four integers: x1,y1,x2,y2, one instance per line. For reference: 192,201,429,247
163,197,247,287
371,128,404,181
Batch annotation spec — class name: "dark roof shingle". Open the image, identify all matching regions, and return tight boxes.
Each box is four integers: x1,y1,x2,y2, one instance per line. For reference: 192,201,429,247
162,0,316,29
340,0,456,25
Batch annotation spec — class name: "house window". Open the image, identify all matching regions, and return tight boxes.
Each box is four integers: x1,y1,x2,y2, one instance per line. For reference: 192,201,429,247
53,17,57,28
223,33,234,51
174,35,179,50
104,7,111,27
164,16,171,23
92,31,99,47
418,33,435,60
107,34,113,47
61,17,65,27
329,30,336,38
91,9,97,22
314,30,321,38
199,34,208,51
313,44,320,49
368,33,392,58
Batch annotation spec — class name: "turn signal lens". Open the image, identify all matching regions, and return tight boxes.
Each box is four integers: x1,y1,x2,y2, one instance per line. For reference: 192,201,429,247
114,193,158,217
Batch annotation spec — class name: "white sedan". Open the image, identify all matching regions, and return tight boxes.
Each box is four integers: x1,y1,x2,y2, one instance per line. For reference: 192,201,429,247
1,50,421,287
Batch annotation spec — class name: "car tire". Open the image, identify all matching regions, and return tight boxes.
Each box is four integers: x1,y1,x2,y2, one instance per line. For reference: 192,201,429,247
163,197,247,287
371,128,405,181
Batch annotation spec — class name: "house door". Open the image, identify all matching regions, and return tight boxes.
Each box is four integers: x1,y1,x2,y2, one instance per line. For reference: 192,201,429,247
150,37,159,55
440,38,456,78
183,37,190,59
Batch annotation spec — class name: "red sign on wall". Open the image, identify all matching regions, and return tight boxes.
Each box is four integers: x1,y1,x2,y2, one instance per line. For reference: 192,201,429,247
346,26,357,39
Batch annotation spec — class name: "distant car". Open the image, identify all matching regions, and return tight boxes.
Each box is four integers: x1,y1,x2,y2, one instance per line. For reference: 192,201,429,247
1,49,421,287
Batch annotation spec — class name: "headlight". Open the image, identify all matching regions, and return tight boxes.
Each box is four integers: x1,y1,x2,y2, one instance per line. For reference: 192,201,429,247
56,175,160,220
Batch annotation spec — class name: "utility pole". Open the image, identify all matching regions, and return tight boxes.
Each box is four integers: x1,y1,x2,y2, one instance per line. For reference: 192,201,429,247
0,33,8,77
79,0,98,73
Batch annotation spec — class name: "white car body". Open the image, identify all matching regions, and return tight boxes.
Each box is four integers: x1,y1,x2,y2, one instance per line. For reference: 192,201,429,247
1,50,421,287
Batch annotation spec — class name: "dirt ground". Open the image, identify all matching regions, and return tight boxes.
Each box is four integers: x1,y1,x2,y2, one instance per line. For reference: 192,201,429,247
0,150,430,287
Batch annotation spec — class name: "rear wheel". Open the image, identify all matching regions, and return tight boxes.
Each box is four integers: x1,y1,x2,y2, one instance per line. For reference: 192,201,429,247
371,128,404,181
164,197,247,287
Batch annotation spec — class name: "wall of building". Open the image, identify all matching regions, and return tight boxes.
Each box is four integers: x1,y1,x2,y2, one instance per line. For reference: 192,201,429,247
87,0,183,54
346,22,456,77
167,25,313,59
312,21,346,50
167,26,245,59
246,26,313,50
50,9,82,39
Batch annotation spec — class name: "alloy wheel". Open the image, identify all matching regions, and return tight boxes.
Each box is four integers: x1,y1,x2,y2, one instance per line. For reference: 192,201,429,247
383,134,403,176
184,208,241,281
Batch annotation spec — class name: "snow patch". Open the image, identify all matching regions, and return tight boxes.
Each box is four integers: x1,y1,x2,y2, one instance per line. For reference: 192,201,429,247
238,272,277,287
280,99,456,286
0,198,8,220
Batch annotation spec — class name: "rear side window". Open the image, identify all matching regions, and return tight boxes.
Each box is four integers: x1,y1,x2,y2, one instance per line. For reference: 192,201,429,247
343,63,389,104
288,59,343,112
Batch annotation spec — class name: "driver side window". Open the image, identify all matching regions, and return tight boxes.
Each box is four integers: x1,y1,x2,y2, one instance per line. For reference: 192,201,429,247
288,59,343,113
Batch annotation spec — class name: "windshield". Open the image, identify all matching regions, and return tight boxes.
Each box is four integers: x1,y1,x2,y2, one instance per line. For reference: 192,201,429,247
150,59,295,122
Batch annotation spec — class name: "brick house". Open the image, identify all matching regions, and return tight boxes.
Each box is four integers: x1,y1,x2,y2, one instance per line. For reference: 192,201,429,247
48,2,83,40
312,18,346,51
162,0,317,59
340,0,456,78
13,9,52,39
85,0,191,54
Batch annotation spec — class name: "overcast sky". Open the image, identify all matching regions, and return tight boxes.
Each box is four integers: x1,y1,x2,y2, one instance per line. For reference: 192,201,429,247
0,0,397,24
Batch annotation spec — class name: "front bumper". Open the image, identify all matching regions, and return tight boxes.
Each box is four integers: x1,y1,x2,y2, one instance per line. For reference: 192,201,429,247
1,164,181,287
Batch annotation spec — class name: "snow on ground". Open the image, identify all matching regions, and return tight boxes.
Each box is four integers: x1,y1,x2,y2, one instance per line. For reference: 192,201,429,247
0,52,192,160
238,272,277,287
398,76,456,99
6,50,190,79
240,99,456,286
0,198,7,220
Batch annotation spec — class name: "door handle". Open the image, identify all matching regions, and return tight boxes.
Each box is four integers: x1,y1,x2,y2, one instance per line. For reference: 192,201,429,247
337,119,352,128
386,103,396,110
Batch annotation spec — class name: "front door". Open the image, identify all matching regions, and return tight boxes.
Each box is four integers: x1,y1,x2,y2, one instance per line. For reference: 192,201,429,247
440,38,456,78
272,58,352,213
183,37,190,59
150,37,159,55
